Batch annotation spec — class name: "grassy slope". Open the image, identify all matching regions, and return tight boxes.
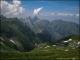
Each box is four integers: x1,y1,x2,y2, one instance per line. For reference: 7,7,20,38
56,34,80,43
61,35,79,40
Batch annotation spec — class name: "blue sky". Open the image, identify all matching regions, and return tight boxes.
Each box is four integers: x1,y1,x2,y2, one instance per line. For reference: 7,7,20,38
21,1,79,15
20,1,79,24
1,0,79,24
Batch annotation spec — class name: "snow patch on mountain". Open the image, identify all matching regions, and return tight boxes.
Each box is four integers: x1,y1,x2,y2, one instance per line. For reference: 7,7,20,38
10,39,15,44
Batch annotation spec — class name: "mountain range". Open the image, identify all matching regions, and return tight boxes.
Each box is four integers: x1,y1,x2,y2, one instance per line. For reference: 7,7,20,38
19,16,79,41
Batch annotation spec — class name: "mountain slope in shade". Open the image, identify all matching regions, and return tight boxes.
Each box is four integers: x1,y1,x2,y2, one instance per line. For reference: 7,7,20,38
35,19,79,40
19,16,52,42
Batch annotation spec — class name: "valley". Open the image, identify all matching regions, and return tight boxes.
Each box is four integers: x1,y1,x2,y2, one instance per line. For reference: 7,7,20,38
0,0,79,60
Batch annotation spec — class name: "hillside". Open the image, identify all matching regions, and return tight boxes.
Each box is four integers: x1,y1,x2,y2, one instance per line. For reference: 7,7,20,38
0,15,41,52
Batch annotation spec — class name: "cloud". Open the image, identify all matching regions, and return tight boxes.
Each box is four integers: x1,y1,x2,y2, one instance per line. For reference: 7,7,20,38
33,7,43,15
76,14,79,18
39,13,55,16
51,13,55,15
13,0,21,6
0,0,25,16
57,13,74,16
40,13,47,16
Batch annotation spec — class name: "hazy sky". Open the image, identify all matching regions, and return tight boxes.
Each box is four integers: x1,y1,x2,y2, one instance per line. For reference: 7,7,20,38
1,0,79,24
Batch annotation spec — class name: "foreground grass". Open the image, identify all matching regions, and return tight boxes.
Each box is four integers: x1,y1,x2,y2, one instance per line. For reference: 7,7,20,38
0,51,79,60
1,43,79,60
1,48,79,60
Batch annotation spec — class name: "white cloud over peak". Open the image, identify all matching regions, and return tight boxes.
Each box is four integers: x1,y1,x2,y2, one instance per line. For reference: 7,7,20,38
33,7,43,15
57,13,74,16
0,0,25,16
76,14,79,18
